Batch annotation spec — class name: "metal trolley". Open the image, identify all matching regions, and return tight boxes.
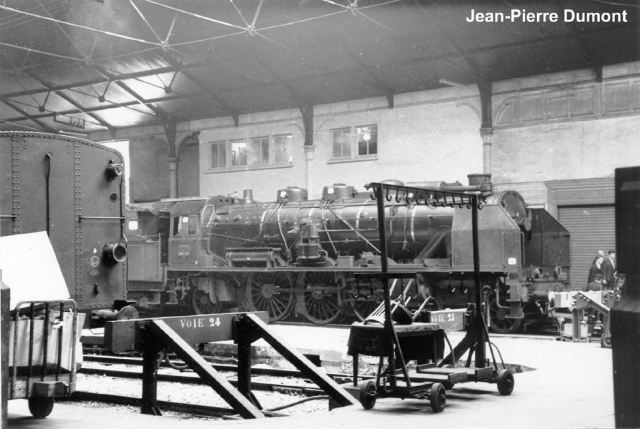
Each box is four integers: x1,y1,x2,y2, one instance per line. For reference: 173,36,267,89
344,182,515,412
9,299,82,418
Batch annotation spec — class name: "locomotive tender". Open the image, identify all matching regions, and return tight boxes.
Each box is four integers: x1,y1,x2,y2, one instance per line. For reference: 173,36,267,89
0,132,129,327
126,174,572,333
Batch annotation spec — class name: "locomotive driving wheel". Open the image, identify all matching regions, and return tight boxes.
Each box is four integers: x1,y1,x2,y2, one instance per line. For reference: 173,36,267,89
244,272,295,322
191,289,223,315
488,296,523,334
297,271,345,325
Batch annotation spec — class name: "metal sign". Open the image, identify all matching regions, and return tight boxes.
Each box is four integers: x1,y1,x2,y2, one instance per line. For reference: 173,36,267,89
105,311,269,352
53,113,85,129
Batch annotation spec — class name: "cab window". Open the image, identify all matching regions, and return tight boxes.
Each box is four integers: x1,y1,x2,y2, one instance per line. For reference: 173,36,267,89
172,216,181,236
187,215,198,235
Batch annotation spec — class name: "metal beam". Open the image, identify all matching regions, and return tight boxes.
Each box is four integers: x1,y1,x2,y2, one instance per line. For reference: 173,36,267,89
1,22,636,104
22,72,115,133
142,319,264,419
0,99,55,132
300,104,314,147
236,313,358,408
0,93,194,124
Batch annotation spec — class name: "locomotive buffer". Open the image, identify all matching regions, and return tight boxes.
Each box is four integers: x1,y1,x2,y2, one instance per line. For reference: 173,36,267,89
344,182,515,411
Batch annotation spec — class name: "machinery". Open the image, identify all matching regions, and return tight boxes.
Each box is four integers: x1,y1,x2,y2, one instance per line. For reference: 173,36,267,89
0,132,130,328
126,173,572,333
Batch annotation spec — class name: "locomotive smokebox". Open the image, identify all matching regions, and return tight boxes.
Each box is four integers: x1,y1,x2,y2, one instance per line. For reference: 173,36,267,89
103,243,127,265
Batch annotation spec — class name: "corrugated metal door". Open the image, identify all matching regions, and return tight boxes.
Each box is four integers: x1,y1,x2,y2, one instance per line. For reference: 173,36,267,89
558,205,615,290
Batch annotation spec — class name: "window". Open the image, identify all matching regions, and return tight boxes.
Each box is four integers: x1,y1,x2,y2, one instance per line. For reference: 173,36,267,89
210,141,226,168
187,215,198,235
249,136,269,165
231,140,247,166
173,215,198,236
330,125,378,161
332,128,351,159
357,125,377,156
172,217,181,236
207,135,294,172
274,134,292,164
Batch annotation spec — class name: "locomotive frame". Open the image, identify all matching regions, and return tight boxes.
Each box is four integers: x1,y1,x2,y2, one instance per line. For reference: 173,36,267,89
125,174,572,333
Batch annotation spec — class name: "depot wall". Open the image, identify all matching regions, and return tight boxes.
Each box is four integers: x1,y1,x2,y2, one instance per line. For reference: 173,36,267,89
194,87,484,201
92,61,640,209
490,61,640,210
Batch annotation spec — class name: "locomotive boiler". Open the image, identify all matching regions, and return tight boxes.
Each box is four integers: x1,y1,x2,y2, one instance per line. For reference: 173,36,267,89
0,132,129,328
126,174,572,333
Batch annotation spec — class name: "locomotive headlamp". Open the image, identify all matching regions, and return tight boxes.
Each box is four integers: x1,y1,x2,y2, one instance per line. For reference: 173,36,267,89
103,243,127,265
105,163,124,181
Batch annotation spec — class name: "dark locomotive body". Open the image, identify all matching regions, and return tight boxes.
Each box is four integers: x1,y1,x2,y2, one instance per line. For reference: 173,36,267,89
0,132,128,327
126,176,572,333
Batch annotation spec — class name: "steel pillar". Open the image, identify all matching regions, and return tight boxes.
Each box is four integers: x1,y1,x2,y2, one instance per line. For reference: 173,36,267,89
612,166,640,428
1,285,9,428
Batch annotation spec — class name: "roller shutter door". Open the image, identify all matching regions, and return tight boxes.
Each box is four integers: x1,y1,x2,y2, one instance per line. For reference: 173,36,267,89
558,205,615,290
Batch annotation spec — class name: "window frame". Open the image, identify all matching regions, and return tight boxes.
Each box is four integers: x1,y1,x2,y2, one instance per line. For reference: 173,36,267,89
356,124,378,157
230,139,248,167
329,124,378,162
249,136,270,166
210,141,227,169
206,135,294,173
331,127,352,159
273,134,293,165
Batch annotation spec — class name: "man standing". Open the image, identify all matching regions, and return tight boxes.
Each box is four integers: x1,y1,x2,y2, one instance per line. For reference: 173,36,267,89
601,250,616,290
588,255,604,285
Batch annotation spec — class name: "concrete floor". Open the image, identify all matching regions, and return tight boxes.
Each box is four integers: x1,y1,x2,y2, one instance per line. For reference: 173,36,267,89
7,325,615,428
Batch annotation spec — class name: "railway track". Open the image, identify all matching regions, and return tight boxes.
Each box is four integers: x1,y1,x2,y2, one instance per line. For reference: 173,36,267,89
67,391,328,419
74,354,342,419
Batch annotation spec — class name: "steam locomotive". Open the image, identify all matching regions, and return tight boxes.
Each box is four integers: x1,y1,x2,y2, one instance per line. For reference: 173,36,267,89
125,174,572,333
0,132,130,328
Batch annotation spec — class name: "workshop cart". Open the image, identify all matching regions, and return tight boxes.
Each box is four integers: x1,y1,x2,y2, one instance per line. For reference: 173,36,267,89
344,182,515,411
8,300,83,418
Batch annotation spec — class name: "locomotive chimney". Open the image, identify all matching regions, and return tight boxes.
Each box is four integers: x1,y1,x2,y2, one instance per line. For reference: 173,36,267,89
243,189,254,204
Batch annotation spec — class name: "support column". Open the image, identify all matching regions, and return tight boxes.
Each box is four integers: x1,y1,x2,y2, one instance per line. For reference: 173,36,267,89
168,157,179,199
304,146,315,194
478,81,493,176
480,128,493,175
300,104,315,195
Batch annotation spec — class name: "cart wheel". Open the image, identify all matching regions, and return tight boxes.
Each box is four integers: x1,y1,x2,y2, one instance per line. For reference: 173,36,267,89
497,369,515,396
28,397,54,419
359,380,377,410
601,333,612,348
429,383,446,413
